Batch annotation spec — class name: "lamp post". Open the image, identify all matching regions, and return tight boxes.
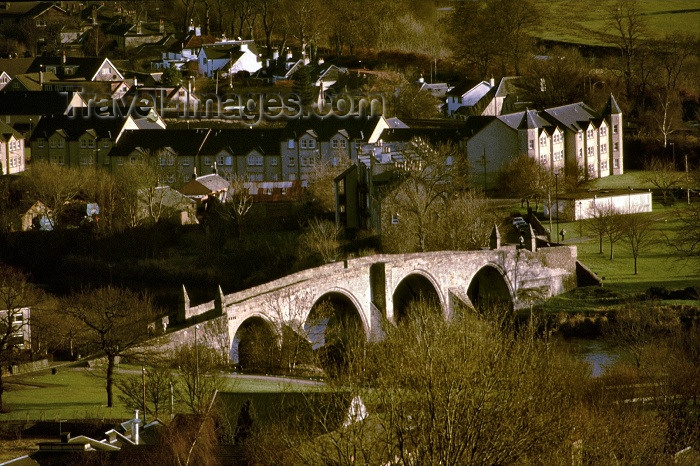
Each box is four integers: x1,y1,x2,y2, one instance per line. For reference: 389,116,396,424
670,142,675,167
194,324,199,402
554,171,559,242
578,201,582,238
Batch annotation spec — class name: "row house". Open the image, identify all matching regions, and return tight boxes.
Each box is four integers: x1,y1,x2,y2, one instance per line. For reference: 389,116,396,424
0,120,26,175
29,109,161,167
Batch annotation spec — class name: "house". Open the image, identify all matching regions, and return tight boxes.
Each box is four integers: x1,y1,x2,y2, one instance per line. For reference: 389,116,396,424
446,79,497,116
107,129,210,186
197,40,262,77
0,306,31,348
105,20,175,52
0,120,26,174
180,173,230,203
0,2,72,55
136,186,198,225
0,90,86,137
29,107,161,168
0,58,34,90
158,29,218,71
122,85,201,116
25,55,125,82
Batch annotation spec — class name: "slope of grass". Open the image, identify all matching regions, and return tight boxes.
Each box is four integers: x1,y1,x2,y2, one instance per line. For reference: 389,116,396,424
532,0,700,45
2,367,322,421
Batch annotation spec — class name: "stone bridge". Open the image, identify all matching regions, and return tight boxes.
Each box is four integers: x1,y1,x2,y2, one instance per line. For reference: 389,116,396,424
166,242,578,361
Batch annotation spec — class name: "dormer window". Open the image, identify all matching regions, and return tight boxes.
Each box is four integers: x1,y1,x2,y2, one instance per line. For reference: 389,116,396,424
587,128,594,139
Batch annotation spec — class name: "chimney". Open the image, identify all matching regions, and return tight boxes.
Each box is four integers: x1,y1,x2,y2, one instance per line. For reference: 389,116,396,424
286,48,292,60
188,19,194,32
61,50,66,65
489,77,495,87
195,26,201,37
159,19,164,33
213,161,218,174
303,56,310,66
132,410,142,445
265,58,270,68
134,76,138,87
318,57,324,66
240,42,248,52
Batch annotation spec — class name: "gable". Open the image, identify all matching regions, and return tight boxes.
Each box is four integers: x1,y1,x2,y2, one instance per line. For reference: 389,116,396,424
91,58,124,81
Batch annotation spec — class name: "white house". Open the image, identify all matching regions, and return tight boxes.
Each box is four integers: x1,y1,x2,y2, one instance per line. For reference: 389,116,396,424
197,40,262,78
0,120,26,175
446,79,496,116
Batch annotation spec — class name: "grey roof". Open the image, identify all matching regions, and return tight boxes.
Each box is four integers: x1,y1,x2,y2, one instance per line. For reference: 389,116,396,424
195,173,230,192
602,94,622,115
108,129,210,157
30,111,130,140
283,115,383,141
544,102,599,132
518,109,552,130
201,128,284,155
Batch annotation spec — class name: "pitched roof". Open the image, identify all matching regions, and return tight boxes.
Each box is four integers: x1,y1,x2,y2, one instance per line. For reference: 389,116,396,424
544,102,600,132
30,111,130,140
283,115,384,141
0,58,34,79
26,57,121,81
200,128,284,155
194,173,230,192
107,129,210,157
517,109,551,130
0,120,22,141
602,94,622,115
0,91,75,115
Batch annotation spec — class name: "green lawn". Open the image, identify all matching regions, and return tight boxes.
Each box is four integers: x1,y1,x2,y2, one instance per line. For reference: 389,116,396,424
543,200,700,313
532,0,700,45
2,367,322,421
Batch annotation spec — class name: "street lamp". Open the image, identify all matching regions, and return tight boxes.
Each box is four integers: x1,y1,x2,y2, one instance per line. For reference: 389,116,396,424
578,201,583,238
194,324,200,400
554,171,559,242
670,142,675,167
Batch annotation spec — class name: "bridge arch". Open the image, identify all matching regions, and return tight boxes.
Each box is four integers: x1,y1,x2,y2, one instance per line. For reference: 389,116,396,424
392,269,445,322
231,314,278,372
466,263,514,312
305,288,368,375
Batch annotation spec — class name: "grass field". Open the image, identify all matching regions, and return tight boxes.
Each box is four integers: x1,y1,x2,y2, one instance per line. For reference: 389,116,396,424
1,366,322,422
533,0,700,45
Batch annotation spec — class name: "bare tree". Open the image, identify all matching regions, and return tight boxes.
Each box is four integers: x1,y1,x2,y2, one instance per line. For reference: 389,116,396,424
176,343,226,415
383,138,468,252
606,0,646,100
0,264,36,412
298,218,343,264
62,287,158,407
117,361,177,420
621,211,657,274
643,158,684,205
229,175,253,238
21,162,84,230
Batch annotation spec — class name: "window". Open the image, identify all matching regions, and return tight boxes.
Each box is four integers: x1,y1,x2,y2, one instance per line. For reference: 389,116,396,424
102,67,111,75
58,140,64,148
300,156,307,166
80,140,86,148
587,129,594,139
88,139,94,149
288,157,295,166
540,136,546,146
600,143,607,154
288,139,295,149
102,141,109,148
553,133,560,143
588,163,595,174
587,146,594,156
300,139,308,149
600,126,607,137
288,174,296,181
601,160,608,170
265,188,272,195
578,132,582,141
247,155,255,166
613,124,618,134
529,140,534,149
281,187,287,194
272,174,279,181
614,158,619,169
204,156,211,165
614,142,619,151
578,148,583,158
332,139,339,148
270,157,278,166
340,139,347,148
182,158,190,166
38,140,44,148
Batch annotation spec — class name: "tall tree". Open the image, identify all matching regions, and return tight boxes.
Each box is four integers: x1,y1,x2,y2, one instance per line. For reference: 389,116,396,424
0,264,36,412
622,212,656,275
22,162,84,230
606,0,646,101
62,287,157,407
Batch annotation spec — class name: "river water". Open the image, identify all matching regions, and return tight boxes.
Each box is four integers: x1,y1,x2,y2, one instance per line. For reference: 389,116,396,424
555,337,623,377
